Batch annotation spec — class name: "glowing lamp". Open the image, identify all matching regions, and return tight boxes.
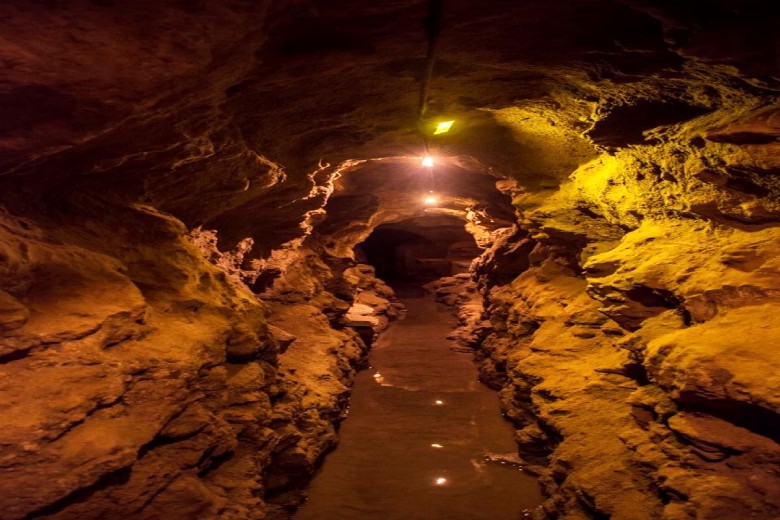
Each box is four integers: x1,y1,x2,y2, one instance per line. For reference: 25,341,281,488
433,120,455,134
421,156,434,167
423,195,438,205
434,477,448,486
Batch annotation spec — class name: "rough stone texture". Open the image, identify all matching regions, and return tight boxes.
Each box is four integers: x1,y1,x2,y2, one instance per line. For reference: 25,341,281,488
425,274,490,348
0,205,279,520
428,119,780,517
261,260,397,517
1,0,779,519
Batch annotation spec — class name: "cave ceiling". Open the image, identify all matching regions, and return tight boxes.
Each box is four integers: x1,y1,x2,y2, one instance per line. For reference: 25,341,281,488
0,0,778,257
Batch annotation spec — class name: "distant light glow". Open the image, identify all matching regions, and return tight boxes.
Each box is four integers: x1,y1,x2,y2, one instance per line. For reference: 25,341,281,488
431,443,444,449
433,120,455,134
373,372,381,378
434,477,448,486
424,195,438,205
434,400,444,406
421,156,434,168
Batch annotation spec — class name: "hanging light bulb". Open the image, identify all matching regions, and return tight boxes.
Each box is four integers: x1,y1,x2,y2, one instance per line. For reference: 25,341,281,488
421,156,434,168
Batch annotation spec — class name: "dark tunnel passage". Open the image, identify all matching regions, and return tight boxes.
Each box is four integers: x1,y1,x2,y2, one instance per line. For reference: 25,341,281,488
357,217,481,282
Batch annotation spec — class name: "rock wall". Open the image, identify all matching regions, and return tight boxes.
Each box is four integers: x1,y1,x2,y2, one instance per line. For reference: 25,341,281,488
428,105,780,519
0,198,397,519
0,203,281,519
259,250,398,518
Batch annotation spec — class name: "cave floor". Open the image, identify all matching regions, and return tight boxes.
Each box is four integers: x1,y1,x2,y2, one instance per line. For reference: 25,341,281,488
294,287,542,520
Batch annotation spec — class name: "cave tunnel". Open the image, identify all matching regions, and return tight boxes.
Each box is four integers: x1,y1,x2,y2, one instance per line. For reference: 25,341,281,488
358,217,481,282
1,1,779,520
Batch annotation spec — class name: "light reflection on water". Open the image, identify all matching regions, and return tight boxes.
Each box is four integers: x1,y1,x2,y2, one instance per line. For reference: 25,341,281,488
294,295,543,520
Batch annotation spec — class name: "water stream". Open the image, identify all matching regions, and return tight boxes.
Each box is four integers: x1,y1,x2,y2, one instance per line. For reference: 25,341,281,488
294,287,543,520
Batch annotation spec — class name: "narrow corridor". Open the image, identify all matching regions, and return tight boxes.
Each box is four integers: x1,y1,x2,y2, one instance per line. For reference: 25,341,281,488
295,287,542,520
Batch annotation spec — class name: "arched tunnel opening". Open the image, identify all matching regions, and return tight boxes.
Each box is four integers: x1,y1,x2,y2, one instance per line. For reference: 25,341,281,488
1,2,779,520
356,216,481,282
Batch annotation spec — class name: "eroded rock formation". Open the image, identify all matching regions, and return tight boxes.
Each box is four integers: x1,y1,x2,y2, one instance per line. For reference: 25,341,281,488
1,0,778,519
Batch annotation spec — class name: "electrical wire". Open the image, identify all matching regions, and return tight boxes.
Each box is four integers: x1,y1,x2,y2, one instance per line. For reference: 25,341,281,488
418,0,444,123
418,0,444,195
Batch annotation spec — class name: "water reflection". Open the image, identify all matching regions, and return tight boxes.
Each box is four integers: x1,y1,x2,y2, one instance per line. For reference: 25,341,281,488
295,295,542,520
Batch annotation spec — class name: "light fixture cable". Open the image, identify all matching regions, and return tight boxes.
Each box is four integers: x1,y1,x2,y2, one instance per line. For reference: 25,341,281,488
417,0,444,122
418,0,444,198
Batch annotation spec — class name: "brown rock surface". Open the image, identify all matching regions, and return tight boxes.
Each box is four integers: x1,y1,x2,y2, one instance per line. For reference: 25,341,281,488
1,0,779,519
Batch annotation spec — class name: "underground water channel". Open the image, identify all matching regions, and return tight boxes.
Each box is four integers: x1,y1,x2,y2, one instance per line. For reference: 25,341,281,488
294,264,543,519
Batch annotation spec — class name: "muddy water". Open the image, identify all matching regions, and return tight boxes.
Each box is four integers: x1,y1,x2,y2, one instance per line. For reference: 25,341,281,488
294,289,543,520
